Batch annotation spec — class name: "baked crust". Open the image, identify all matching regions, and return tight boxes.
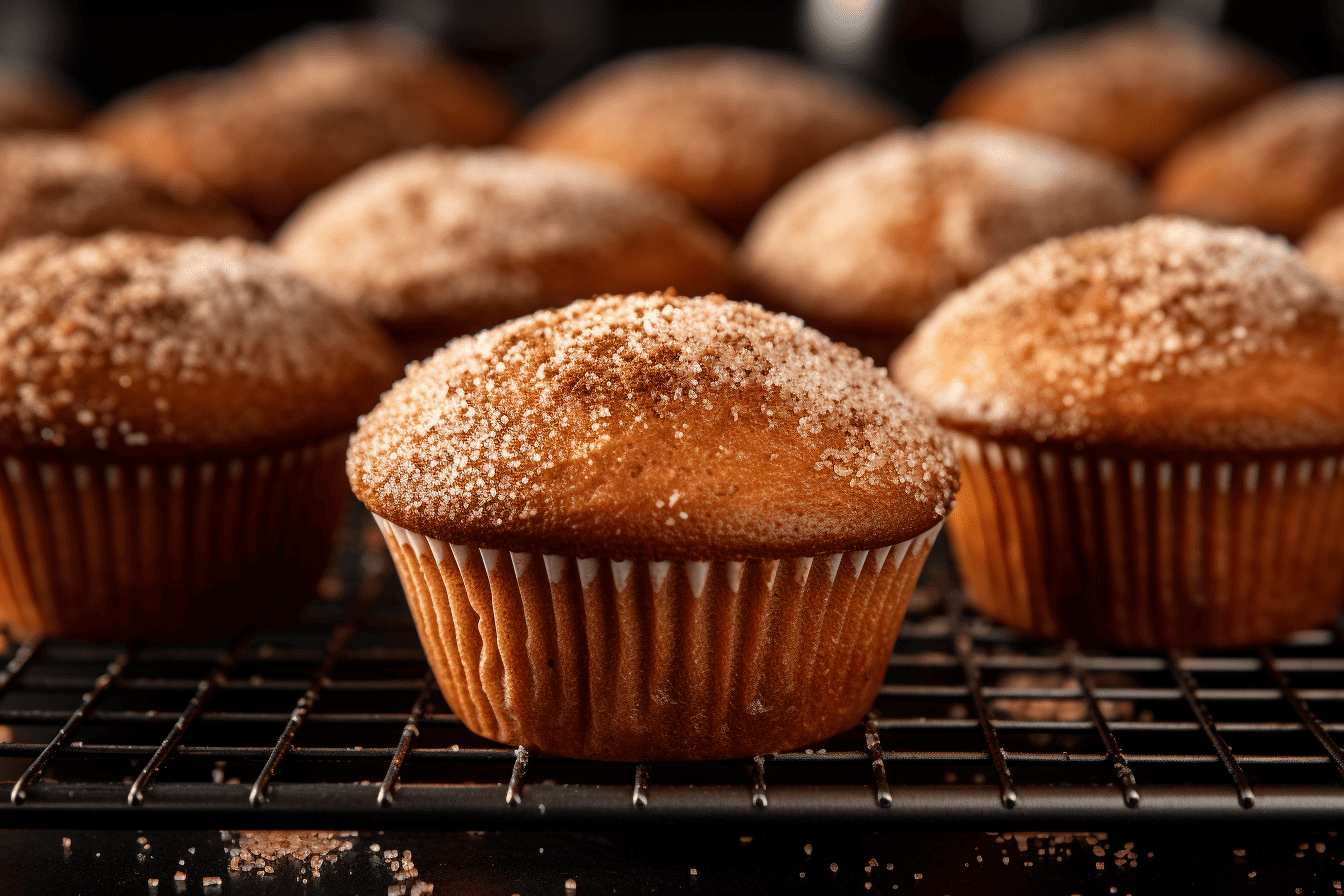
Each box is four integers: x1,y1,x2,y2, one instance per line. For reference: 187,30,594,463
0,232,402,456
736,122,1147,334
893,216,1344,452
1301,206,1344,288
0,65,85,132
0,133,256,247
348,292,958,559
512,47,906,234
940,17,1286,170
274,147,733,337
1153,79,1344,239
88,26,516,231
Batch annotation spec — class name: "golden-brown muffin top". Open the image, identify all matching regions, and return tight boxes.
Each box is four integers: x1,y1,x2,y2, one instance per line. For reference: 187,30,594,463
940,17,1286,170
512,47,907,234
88,26,516,231
0,65,85,132
894,217,1344,452
275,147,732,337
1301,207,1344,288
0,232,402,456
0,133,257,248
1154,78,1344,239
737,122,1148,334
348,292,958,559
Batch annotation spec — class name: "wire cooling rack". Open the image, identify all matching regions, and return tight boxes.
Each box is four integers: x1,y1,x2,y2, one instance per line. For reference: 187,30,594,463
2,507,1344,830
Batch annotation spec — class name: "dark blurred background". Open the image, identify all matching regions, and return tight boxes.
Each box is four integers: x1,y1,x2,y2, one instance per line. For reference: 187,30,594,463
3,0,1343,117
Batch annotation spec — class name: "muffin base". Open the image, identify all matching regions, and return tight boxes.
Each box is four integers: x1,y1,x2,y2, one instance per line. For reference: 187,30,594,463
948,432,1344,648
0,434,349,640
376,515,941,761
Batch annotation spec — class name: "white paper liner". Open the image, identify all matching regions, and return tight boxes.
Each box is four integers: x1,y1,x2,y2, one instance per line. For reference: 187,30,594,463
948,432,1344,648
376,515,942,761
0,434,349,639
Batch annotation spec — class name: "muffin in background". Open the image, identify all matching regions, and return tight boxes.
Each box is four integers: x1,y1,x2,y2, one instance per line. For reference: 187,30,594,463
349,291,957,760
1301,207,1344,287
88,26,516,232
0,65,85,132
512,47,907,235
893,216,1344,649
736,122,1147,359
0,133,257,248
275,147,733,358
0,232,402,640
940,17,1286,171
1154,79,1344,239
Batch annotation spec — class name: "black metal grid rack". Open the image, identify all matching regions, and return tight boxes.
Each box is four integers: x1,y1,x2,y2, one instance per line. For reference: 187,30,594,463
2,509,1344,830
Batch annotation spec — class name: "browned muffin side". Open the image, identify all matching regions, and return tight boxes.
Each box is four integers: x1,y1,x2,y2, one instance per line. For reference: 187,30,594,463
940,17,1287,170
88,26,517,232
513,47,907,234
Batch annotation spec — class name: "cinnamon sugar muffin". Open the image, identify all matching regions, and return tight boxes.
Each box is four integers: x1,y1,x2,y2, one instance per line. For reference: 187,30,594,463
940,17,1286,170
88,26,516,232
1154,79,1344,239
275,147,732,356
1301,207,1344,287
349,291,958,760
512,47,907,234
736,122,1147,356
893,216,1344,648
0,133,256,247
0,232,401,639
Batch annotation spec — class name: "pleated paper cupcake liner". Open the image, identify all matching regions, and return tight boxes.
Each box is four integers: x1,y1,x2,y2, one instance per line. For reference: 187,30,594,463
376,515,942,761
947,432,1344,648
0,434,349,640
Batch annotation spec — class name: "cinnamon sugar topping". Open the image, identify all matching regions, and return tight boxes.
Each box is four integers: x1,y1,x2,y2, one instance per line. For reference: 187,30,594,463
349,292,956,558
895,216,1344,449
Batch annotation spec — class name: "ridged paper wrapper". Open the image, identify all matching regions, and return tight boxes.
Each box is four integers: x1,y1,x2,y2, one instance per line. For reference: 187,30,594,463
0,434,348,640
376,515,942,761
947,432,1344,648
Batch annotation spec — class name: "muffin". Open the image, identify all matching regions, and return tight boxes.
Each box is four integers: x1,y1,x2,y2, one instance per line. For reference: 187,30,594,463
275,146,733,357
940,17,1286,171
893,216,1344,649
1154,79,1344,239
0,64,85,132
0,232,401,639
512,47,907,234
1301,207,1344,287
736,122,1148,358
88,26,516,232
348,291,958,760
0,133,257,248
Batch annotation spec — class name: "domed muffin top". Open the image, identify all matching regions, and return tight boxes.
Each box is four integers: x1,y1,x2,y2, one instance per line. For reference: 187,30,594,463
88,26,516,230
348,292,958,560
940,17,1286,170
894,216,1344,452
737,122,1147,333
275,147,732,337
0,232,401,455
512,47,907,234
0,133,256,248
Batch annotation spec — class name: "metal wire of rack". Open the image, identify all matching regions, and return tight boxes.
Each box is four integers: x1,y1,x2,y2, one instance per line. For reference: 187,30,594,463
2,508,1344,830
